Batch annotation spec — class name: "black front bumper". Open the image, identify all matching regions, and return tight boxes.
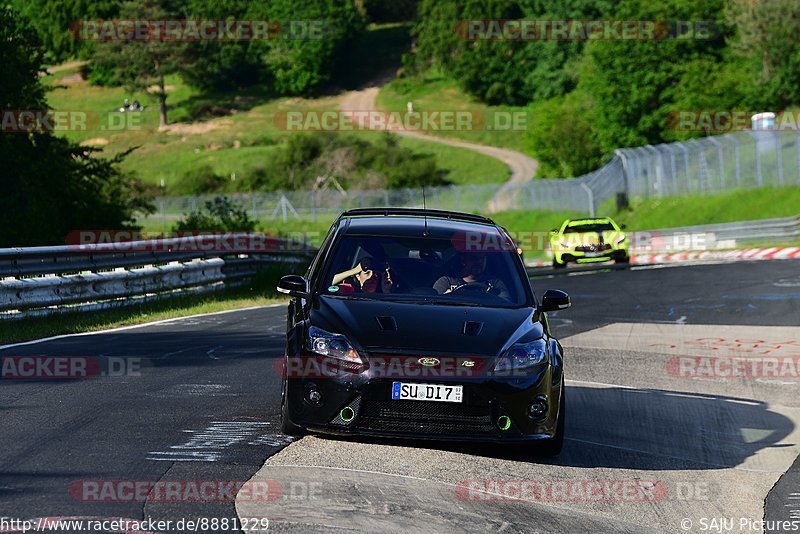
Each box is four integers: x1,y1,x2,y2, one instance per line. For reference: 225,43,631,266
283,357,563,443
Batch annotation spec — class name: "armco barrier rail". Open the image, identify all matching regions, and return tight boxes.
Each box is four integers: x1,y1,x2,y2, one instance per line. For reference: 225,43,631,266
0,234,316,319
631,215,800,252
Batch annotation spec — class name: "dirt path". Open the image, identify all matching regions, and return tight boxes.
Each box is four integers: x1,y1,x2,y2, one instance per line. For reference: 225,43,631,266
339,81,538,212
43,60,88,74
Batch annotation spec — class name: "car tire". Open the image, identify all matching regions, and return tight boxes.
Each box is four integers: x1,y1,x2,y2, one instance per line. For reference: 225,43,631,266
552,258,566,269
538,387,565,457
615,254,630,265
280,377,306,437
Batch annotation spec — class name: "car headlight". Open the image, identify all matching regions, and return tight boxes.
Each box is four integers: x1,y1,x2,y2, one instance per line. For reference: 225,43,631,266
615,235,627,245
306,326,363,364
559,240,573,248
494,338,548,372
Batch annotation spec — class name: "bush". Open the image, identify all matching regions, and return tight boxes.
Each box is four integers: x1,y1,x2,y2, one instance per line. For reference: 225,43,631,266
525,90,604,177
174,196,255,232
173,165,229,195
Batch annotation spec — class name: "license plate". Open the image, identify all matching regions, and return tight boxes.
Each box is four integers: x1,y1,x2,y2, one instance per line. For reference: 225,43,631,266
391,382,463,403
584,251,603,257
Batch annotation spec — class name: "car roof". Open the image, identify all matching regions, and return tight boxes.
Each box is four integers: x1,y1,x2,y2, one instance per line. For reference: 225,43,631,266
336,208,502,239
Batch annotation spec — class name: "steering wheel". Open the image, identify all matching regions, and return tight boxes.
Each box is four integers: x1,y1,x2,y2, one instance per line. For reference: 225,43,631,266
448,281,491,294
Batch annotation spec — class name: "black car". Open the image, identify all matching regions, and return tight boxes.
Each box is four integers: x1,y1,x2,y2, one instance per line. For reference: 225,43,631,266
277,208,571,455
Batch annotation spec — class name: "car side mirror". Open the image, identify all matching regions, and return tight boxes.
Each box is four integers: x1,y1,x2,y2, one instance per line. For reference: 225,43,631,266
540,289,570,312
620,224,627,230
277,275,308,298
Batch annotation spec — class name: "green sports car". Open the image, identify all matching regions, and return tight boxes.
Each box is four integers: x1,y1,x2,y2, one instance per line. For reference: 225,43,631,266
549,217,629,269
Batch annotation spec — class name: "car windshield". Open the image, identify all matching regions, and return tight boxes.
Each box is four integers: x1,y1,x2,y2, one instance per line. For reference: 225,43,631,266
564,222,616,233
320,234,530,307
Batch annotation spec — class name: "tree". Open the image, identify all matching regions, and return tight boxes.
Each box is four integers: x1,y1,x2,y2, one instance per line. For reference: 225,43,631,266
525,90,603,177
726,0,800,108
9,0,121,63
0,6,152,246
91,0,190,128
245,0,367,95
577,0,731,154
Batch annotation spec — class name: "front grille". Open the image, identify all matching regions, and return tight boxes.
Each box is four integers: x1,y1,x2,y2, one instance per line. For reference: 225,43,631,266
355,399,496,435
576,243,611,252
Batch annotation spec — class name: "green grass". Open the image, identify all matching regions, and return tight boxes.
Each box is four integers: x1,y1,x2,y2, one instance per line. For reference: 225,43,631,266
491,186,800,259
378,68,532,155
607,186,800,230
44,65,510,192
0,272,289,344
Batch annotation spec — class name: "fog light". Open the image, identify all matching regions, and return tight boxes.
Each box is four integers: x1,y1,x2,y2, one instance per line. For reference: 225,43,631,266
340,406,355,422
528,397,548,420
497,415,511,431
306,389,322,406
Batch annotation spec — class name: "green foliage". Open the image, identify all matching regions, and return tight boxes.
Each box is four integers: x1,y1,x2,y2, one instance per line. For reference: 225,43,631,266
412,0,615,105
9,0,120,62
174,196,255,232
726,0,800,108
0,6,152,247
175,165,229,195
577,0,731,154
238,133,450,192
90,0,190,126
179,0,261,91
362,0,418,23
167,133,449,195
245,0,367,95
525,90,603,177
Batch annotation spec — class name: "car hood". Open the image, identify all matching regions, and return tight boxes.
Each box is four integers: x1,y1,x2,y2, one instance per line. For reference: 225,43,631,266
311,296,540,357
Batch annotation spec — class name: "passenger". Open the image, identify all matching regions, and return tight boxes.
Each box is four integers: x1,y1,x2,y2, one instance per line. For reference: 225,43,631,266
332,257,393,293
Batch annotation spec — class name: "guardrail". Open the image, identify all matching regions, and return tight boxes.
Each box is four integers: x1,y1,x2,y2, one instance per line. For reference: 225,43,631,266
631,215,800,252
0,234,316,319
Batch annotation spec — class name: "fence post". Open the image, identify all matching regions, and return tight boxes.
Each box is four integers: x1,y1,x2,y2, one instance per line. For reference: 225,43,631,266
776,133,784,186
796,132,800,185
733,135,741,188
580,182,595,217
707,137,725,192
614,150,631,199
754,133,763,187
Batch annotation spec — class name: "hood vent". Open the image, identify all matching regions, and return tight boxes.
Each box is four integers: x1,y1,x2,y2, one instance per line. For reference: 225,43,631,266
462,321,484,336
375,316,398,332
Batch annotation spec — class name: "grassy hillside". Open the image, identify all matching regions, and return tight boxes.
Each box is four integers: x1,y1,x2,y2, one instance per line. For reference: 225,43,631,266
378,68,532,154
44,63,509,193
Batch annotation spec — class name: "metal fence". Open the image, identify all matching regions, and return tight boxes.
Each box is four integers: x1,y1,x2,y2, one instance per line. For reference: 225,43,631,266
139,130,800,226
0,234,315,319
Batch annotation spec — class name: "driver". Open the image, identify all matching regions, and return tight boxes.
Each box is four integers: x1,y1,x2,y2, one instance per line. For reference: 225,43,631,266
433,252,510,300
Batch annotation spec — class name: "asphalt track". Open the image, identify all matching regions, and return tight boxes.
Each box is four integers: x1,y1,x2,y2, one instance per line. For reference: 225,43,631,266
1,260,799,533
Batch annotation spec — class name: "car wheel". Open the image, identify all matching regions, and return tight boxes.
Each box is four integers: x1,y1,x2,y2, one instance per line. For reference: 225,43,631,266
538,387,565,456
615,254,630,265
552,258,566,269
280,377,305,437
